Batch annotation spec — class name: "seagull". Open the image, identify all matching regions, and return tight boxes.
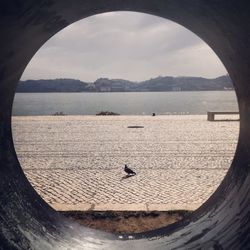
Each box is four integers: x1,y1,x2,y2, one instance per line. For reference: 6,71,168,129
124,164,136,175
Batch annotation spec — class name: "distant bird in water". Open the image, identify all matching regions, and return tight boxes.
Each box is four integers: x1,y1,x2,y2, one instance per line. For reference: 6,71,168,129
124,164,136,175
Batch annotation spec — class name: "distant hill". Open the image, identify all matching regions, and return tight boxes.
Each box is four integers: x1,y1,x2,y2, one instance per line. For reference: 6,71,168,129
17,79,90,92
136,75,233,92
17,75,233,92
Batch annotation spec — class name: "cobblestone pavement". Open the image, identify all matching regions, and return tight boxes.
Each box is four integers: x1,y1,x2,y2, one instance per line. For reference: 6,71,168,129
12,115,239,211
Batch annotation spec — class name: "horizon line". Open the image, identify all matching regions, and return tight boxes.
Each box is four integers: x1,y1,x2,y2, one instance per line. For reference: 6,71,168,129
20,74,229,83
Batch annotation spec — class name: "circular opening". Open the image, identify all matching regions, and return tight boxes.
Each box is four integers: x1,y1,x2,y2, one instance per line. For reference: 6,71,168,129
12,11,239,234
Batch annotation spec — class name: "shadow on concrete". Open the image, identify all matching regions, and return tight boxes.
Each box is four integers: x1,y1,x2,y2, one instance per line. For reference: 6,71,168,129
211,119,240,122
120,174,136,181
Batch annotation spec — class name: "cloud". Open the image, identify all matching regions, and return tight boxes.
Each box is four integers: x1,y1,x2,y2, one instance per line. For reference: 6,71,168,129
22,11,227,82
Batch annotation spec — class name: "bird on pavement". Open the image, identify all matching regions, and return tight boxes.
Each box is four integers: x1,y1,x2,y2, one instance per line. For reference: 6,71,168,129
124,164,136,175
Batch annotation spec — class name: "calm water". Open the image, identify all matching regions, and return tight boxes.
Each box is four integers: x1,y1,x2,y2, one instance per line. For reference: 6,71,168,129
12,91,238,116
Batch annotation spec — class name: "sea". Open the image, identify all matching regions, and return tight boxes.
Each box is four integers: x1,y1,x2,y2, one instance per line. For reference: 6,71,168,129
12,91,238,116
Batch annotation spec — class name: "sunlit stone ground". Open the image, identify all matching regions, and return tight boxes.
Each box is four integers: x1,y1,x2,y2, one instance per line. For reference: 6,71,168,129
12,115,239,211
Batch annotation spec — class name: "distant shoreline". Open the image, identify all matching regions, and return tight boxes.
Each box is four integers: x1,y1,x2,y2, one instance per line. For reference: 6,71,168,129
12,113,240,117
17,75,233,93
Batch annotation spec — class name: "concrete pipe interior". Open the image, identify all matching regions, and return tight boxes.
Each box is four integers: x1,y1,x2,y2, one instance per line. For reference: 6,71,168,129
0,1,250,249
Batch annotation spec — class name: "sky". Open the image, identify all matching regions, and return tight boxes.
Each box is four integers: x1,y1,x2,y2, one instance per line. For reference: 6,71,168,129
21,11,227,82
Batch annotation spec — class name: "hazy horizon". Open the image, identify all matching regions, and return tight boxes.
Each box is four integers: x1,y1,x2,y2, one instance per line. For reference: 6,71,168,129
21,73,229,83
21,12,227,82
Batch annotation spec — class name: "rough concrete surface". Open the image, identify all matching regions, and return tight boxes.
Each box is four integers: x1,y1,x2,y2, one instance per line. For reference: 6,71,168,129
12,115,239,211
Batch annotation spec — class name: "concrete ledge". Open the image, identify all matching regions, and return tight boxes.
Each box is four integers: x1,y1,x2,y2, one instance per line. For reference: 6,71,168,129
51,203,195,212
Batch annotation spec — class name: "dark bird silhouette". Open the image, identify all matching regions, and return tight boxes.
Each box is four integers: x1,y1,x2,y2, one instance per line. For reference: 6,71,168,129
124,164,136,175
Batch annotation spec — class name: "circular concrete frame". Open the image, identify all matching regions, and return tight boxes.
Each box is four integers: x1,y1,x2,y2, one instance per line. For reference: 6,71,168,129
1,1,250,249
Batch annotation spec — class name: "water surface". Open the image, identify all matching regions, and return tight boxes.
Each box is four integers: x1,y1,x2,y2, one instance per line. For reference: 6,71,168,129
12,91,238,116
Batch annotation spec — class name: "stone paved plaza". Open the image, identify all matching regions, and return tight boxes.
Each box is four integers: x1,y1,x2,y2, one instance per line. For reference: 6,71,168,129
12,115,239,211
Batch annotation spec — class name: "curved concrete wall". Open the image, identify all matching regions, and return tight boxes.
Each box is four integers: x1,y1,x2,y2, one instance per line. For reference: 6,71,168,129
0,1,250,249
